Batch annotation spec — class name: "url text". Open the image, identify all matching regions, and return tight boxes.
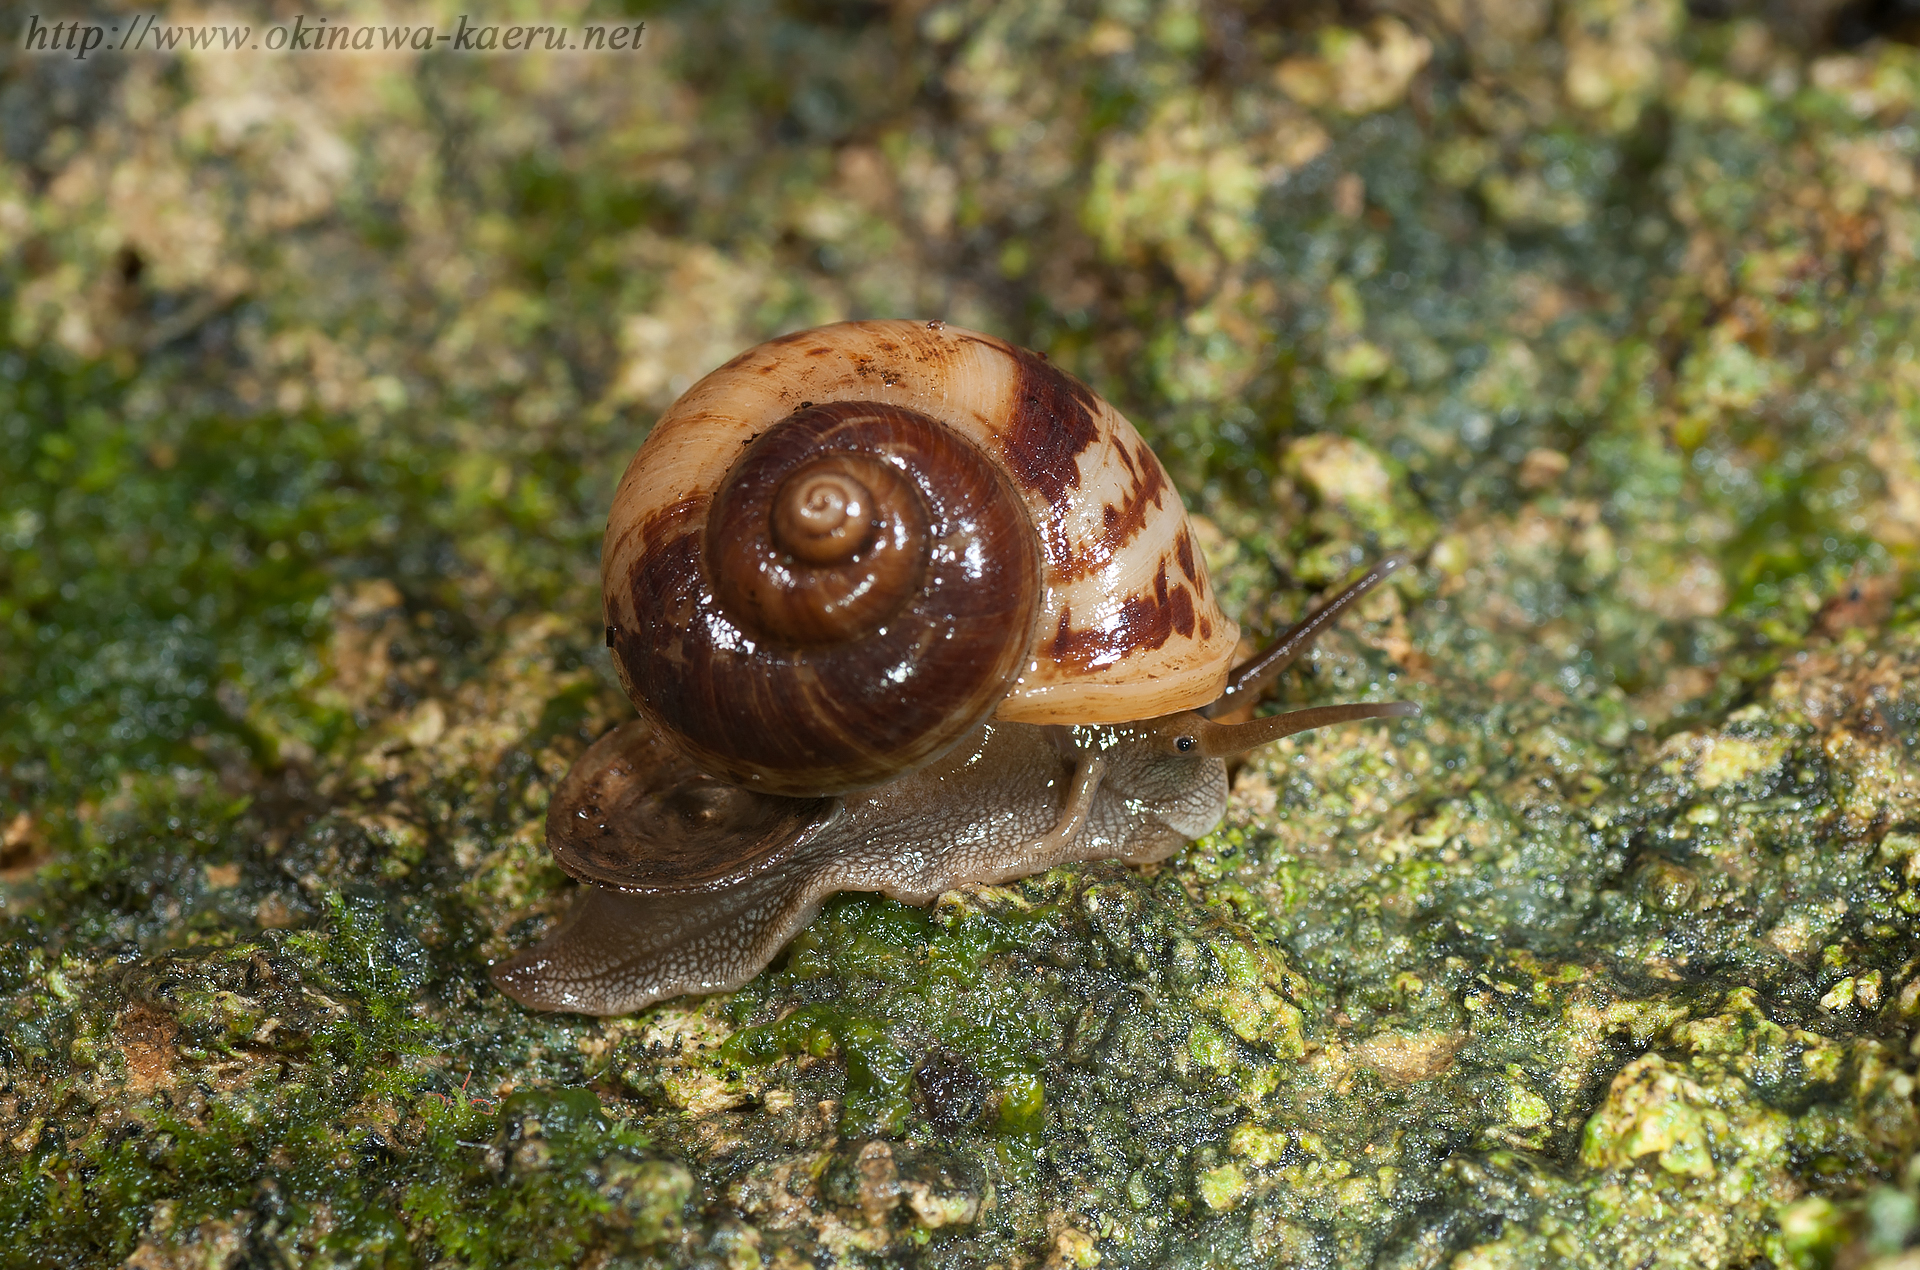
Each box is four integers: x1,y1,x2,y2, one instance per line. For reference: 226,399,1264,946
21,14,647,59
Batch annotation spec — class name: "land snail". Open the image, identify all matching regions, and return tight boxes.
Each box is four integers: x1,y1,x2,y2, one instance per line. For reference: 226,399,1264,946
491,319,1416,1015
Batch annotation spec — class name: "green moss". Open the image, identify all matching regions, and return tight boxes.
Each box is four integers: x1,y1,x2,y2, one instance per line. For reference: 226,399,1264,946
402,1089,678,1266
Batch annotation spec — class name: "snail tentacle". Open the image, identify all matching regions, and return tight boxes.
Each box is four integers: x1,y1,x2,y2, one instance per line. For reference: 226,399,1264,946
1207,553,1408,717
1191,700,1419,758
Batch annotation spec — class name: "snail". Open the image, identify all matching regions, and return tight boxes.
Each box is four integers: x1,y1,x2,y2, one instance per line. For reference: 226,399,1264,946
491,320,1415,1016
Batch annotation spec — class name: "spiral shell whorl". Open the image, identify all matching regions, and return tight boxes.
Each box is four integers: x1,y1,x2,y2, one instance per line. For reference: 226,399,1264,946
610,402,1040,796
709,412,933,646
771,461,896,567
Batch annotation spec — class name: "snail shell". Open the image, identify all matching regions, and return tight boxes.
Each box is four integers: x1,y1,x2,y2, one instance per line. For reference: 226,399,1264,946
602,319,1239,796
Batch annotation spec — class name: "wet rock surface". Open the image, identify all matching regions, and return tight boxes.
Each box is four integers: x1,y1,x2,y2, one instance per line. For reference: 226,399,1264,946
4,2,1920,1266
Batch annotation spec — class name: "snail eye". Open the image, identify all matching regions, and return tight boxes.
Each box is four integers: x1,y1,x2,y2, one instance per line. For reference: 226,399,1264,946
1176,736,1195,752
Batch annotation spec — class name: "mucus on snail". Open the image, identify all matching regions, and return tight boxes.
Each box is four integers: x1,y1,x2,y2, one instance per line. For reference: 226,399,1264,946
491,319,1415,1016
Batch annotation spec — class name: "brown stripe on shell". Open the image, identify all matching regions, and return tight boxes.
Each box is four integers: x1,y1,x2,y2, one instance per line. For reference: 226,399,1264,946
1150,559,1195,637
609,402,1041,797
973,341,1107,581
1175,527,1199,584
607,493,705,576
980,345,1179,583
1087,448,1169,576
1046,554,1198,672
998,343,1103,506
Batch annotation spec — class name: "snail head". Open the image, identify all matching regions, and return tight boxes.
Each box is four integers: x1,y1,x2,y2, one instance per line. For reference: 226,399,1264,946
1087,553,1419,822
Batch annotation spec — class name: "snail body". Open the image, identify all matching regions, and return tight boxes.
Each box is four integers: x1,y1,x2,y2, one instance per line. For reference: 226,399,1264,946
492,716,1214,1014
493,321,1414,1016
